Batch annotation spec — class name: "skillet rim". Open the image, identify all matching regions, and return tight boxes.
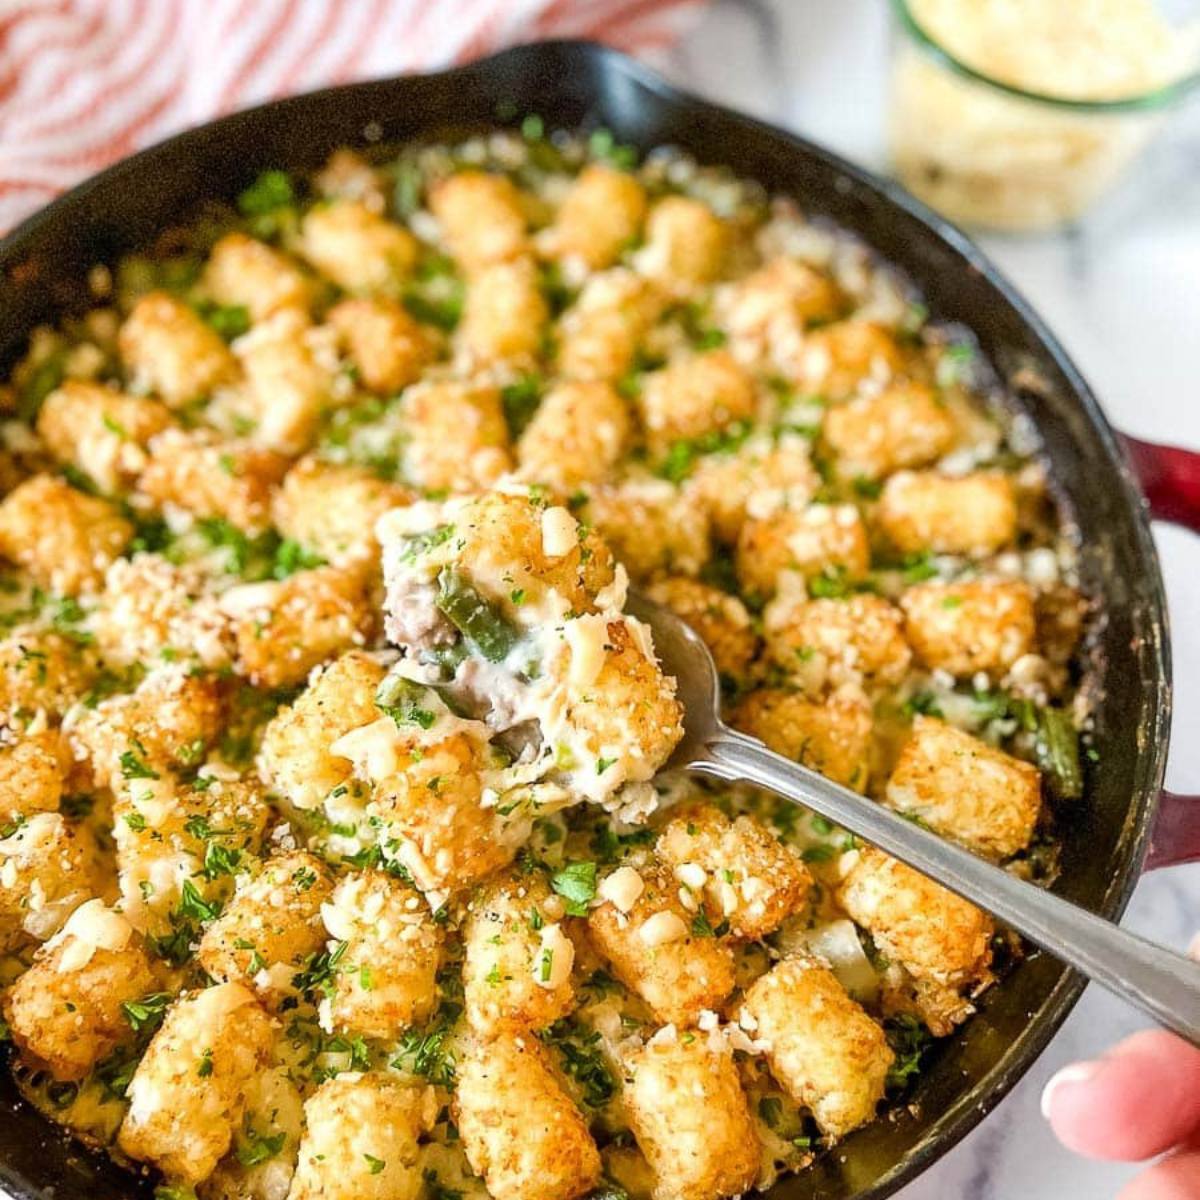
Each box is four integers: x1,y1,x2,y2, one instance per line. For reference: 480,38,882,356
0,36,1173,1200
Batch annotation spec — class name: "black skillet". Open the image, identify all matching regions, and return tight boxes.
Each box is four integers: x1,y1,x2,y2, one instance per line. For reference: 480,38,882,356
0,38,1197,1200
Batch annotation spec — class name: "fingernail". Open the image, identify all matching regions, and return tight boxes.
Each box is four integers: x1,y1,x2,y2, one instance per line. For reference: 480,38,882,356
1187,932,1200,962
1040,1061,1101,1121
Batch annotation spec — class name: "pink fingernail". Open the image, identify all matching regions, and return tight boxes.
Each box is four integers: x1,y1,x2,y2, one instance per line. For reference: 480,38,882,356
1040,1062,1101,1121
1187,932,1200,962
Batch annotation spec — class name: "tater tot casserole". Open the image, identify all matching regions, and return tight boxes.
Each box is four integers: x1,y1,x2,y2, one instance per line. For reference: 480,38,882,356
0,122,1090,1200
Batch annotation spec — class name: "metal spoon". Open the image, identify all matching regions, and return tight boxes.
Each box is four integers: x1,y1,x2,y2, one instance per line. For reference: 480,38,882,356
628,592,1200,1046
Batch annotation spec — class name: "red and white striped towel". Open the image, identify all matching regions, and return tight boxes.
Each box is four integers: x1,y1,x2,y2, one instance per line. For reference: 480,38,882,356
0,0,706,233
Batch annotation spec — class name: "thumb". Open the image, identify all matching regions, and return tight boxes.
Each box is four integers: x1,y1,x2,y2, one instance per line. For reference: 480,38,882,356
1041,1029,1200,1161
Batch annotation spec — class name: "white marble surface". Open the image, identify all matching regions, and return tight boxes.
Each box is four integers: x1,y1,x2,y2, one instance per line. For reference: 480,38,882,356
666,3,1200,1197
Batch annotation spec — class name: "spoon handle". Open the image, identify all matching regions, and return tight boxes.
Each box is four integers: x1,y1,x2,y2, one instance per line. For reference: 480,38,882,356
701,726,1200,1047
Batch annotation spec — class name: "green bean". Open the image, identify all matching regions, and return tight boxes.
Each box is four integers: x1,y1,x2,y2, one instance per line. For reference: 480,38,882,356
435,567,519,663
1011,699,1083,800
1035,706,1083,800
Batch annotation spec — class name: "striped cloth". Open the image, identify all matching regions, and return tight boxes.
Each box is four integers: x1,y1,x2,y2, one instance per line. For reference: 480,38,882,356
0,0,706,233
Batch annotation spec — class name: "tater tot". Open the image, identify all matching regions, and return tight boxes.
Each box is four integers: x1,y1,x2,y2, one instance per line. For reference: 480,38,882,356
0,725,63,826
735,502,869,600
118,291,239,409
138,429,289,534
560,617,685,803
730,687,873,791
739,956,893,1139
822,381,956,481
655,803,811,939
544,163,647,270
587,861,736,1026
222,563,375,689
517,380,633,489
557,268,663,382
637,195,728,287
686,434,818,545
637,349,755,461
68,666,225,791
202,1065,303,1200
584,480,712,582
230,309,334,455
900,579,1036,677
0,813,92,950
878,471,1018,557
0,627,98,720
117,983,275,1185
645,576,759,684
717,256,843,344
456,1031,602,1200
3,900,157,1081
0,474,131,595
91,553,232,673
110,773,267,938
197,851,334,1002
463,871,576,1035
297,199,418,294
202,233,312,322
327,297,434,394
400,380,512,492
37,380,173,493
623,1031,759,1200
371,732,525,897
324,870,443,1038
289,1074,436,1200
430,170,529,271
785,320,905,402
458,256,548,363
764,591,912,691
383,488,615,620
836,847,994,991
272,455,414,564
259,651,386,810
885,716,1041,859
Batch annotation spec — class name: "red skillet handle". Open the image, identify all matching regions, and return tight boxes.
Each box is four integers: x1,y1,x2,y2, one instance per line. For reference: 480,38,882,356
1146,792,1200,871
1122,434,1200,534
1121,434,1200,869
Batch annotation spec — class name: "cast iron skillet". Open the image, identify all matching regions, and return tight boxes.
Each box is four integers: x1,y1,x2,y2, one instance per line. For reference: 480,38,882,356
0,37,1197,1200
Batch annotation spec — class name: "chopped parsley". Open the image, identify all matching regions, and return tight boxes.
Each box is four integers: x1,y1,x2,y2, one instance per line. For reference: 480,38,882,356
195,302,251,341
376,675,437,730
551,861,597,916
236,1129,286,1167
177,879,221,924
656,420,752,484
885,1015,933,1091
237,169,295,217
273,538,326,579
391,1007,459,1086
543,1018,615,1107
119,741,160,780
397,523,454,564
121,991,173,1034
500,373,543,439
588,126,638,170
293,941,349,1001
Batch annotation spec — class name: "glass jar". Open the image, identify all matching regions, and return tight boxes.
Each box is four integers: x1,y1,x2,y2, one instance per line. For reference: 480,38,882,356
888,0,1200,232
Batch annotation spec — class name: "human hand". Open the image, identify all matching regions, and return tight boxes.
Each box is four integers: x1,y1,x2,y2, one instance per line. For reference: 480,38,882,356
1042,1008,1200,1198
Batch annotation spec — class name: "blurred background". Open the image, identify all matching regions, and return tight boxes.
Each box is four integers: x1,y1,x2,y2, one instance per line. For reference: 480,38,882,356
662,8,1200,1196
